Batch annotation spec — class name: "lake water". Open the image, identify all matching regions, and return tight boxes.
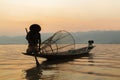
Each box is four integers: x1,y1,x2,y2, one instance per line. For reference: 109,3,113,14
0,44,120,80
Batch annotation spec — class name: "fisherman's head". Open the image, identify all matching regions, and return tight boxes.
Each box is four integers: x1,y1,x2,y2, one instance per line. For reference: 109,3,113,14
29,24,41,32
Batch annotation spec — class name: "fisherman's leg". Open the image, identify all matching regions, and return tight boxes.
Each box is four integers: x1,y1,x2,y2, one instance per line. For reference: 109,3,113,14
33,46,39,54
26,46,33,54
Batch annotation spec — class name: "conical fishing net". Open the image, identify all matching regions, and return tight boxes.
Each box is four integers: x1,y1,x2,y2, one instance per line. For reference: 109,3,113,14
40,30,75,54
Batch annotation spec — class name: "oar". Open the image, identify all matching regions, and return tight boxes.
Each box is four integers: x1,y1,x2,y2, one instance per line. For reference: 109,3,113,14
25,28,40,66
34,53,40,66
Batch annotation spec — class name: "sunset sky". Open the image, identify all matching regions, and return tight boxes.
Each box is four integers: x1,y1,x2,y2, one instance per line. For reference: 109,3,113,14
0,0,120,36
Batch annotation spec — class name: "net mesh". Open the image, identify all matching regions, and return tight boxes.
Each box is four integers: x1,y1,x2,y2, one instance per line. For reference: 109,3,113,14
40,30,75,54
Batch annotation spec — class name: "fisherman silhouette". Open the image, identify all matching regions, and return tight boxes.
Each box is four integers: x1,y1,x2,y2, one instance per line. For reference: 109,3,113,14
88,40,94,49
26,24,41,54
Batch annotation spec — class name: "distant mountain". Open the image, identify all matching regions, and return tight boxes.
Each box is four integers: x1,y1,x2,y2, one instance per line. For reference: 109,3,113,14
0,33,53,44
0,31,120,44
0,36,27,44
72,31,120,44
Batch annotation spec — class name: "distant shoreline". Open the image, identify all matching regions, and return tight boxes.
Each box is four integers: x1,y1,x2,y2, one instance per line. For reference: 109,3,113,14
0,31,120,44
0,43,120,45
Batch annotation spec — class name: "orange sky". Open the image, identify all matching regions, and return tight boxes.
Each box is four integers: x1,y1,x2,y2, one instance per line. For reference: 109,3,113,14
0,0,120,36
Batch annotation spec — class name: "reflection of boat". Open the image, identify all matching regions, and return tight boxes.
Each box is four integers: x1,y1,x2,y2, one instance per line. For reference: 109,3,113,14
24,53,94,80
23,30,95,60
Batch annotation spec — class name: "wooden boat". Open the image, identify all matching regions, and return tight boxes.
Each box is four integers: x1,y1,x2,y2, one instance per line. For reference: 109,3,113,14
23,30,95,60
23,46,95,60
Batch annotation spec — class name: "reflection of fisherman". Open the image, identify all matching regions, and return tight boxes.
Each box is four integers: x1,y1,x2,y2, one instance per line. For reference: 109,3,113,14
26,24,41,54
88,40,94,48
25,66,42,80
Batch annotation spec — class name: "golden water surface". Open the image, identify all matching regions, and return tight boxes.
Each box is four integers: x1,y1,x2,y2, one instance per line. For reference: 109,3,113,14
0,44,120,80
